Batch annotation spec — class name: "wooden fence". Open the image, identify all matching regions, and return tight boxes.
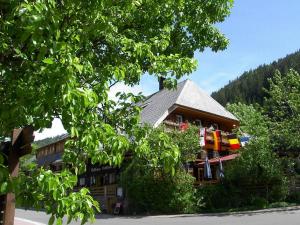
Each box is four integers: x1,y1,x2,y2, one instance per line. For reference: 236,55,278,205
290,175,300,193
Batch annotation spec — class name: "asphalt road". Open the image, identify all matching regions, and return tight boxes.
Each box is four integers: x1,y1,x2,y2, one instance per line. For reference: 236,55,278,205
15,207,300,225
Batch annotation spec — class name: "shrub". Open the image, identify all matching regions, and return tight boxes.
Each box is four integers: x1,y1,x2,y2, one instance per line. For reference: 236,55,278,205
287,191,300,203
268,202,290,208
196,103,290,211
121,165,196,214
120,125,200,214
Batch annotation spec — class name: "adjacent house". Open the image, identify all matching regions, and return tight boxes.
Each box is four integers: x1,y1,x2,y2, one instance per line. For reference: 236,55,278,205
35,79,240,213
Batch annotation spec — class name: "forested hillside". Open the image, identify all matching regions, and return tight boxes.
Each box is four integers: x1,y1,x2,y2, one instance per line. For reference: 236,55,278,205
211,50,300,106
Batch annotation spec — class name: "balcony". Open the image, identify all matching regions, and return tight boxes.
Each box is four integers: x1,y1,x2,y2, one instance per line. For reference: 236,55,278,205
205,130,231,151
89,184,117,197
163,120,233,151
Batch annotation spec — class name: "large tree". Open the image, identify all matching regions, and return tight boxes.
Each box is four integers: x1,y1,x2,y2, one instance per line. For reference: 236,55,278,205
0,0,233,223
264,69,300,153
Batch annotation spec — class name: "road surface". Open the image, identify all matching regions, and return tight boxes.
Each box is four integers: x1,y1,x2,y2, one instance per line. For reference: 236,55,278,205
15,207,300,225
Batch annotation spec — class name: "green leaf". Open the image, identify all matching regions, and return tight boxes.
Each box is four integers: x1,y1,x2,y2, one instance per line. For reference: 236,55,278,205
0,182,8,193
56,217,62,225
74,64,83,74
48,215,55,225
0,154,4,164
43,58,54,64
67,216,73,224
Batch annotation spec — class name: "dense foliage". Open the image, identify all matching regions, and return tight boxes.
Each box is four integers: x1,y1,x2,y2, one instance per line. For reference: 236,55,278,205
264,69,300,152
121,126,199,214
167,125,200,163
0,0,233,223
122,167,196,214
227,104,288,203
17,168,99,225
206,69,300,209
211,50,300,106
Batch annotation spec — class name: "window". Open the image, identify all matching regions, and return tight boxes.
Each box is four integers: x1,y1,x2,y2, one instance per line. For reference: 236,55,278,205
117,187,123,197
195,119,202,127
90,176,96,186
213,123,219,130
79,177,85,186
176,114,183,124
109,173,116,184
207,122,219,131
103,174,109,185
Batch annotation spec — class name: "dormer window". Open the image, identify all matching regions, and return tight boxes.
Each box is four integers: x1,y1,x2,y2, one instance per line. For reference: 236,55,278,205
176,114,183,124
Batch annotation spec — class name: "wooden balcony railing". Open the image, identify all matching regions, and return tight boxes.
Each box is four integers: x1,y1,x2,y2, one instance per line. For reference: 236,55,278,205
89,186,105,196
194,180,219,186
75,184,117,197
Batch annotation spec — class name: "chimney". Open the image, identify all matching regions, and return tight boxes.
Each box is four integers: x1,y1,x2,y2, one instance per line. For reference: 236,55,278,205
159,77,165,91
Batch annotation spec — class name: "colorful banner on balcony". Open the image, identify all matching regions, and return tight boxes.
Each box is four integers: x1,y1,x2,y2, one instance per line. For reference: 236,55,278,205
213,130,221,151
227,133,240,150
199,127,206,147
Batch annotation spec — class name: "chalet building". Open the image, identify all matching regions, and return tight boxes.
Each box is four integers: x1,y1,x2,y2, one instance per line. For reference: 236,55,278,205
140,79,240,184
36,79,240,213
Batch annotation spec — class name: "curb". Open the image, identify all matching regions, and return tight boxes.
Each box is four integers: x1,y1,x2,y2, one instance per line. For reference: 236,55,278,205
148,205,300,218
15,217,46,225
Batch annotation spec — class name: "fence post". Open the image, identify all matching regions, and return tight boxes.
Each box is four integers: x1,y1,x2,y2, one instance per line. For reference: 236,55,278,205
3,146,20,225
1,127,34,225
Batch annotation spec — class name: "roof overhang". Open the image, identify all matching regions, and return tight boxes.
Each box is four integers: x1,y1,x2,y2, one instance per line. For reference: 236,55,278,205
173,104,239,124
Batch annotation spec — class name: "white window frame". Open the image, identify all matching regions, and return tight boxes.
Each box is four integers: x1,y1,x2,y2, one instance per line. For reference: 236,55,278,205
79,177,85,186
195,119,202,127
176,115,183,124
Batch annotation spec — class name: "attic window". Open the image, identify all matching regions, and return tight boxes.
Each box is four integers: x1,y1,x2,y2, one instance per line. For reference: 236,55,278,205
176,115,183,124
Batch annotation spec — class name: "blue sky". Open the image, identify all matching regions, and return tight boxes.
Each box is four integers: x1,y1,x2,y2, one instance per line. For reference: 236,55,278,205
36,0,300,139
139,0,300,94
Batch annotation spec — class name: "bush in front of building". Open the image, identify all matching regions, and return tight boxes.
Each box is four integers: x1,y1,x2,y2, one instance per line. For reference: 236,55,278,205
196,103,290,211
121,164,196,214
121,125,199,214
197,145,289,211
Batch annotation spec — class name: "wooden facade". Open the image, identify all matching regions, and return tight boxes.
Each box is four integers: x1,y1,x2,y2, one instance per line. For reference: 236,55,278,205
36,138,66,171
75,162,122,214
36,140,123,214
